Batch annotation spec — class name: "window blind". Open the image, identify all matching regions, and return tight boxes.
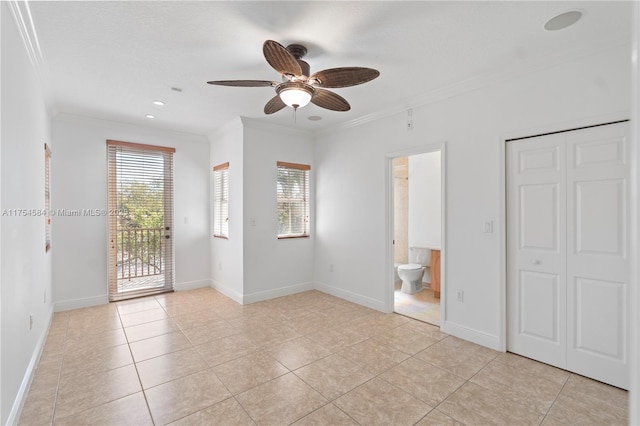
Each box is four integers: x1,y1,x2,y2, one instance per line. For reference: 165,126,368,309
213,162,229,238
107,140,175,301
45,143,51,252
277,161,310,238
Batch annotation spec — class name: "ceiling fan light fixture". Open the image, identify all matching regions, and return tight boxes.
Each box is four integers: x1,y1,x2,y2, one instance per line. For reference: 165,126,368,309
207,40,379,115
276,82,315,109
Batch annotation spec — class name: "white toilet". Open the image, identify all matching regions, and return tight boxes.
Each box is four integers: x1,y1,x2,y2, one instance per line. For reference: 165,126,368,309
398,247,431,294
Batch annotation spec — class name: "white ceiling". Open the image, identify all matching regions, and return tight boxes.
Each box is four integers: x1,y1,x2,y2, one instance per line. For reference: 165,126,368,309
27,1,632,136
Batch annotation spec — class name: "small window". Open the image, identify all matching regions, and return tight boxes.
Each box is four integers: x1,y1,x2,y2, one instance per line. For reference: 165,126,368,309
277,161,310,238
213,162,229,238
45,143,51,252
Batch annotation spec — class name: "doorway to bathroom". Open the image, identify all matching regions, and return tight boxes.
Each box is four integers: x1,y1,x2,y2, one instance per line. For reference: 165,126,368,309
390,148,443,326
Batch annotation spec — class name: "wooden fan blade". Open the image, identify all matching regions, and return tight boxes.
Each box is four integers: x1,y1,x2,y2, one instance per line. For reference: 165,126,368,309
311,88,350,112
309,67,380,88
263,40,302,77
207,80,278,87
264,95,286,114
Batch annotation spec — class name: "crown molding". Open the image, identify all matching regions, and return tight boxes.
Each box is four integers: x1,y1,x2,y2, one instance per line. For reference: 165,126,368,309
319,36,631,136
7,1,44,70
7,0,55,114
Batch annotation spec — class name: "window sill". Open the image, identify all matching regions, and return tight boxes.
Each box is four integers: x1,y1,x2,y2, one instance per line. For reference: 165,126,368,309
277,235,310,240
213,235,229,239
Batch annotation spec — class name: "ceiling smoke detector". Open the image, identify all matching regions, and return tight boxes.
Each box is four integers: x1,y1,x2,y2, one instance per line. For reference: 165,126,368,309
544,10,582,31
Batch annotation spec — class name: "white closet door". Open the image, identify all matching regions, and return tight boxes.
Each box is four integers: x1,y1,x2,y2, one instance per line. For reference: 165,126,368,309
565,123,629,389
507,121,629,389
507,134,567,369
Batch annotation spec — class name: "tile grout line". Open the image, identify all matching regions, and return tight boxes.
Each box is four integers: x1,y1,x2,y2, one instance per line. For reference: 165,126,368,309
49,313,70,425
119,299,157,426
538,372,571,426
418,335,498,424
22,289,627,425
385,347,451,419
155,294,257,425
287,323,429,426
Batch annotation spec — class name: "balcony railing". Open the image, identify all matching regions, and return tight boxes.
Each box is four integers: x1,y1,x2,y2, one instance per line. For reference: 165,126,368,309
117,227,164,280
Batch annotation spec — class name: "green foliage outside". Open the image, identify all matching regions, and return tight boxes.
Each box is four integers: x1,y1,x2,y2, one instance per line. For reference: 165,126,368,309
118,181,164,229
277,168,308,236
116,180,165,277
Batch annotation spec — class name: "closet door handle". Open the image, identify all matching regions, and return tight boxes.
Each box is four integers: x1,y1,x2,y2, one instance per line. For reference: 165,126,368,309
531,259,540,265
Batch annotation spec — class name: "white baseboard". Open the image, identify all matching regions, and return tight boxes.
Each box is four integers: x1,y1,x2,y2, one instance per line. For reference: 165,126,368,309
7,305,54,425
54,280,210,311
243,282,315,305
440,319,503,352
314,281,386,312
54,294,108,312
209,280,243,304
174,279,211,292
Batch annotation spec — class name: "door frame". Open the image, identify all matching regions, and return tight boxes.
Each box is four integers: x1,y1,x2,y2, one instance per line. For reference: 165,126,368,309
384,141,447,324
106,140,176,301
499,111,632,353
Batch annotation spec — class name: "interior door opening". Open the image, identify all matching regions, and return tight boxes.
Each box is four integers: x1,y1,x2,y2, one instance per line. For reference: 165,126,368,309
391,149,443,326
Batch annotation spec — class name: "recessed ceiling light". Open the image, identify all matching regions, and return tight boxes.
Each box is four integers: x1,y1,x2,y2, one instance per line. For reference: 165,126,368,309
145,114,156,119
544,10,582,31
152,100,165,106
308,116,323,121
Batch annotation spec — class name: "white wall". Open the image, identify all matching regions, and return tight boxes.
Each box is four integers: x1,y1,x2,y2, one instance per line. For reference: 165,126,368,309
408,151,441,250
242,119,315,302
209,118,315,304
314,115,396,310
51,114,210,310
1,3,53,423
209,118,244,301
314,44,631,347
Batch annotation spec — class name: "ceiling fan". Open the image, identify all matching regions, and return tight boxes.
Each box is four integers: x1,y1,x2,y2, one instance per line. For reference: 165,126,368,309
207,40,380,114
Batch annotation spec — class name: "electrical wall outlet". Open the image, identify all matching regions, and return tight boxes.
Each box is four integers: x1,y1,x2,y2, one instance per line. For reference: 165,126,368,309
456,289,464,302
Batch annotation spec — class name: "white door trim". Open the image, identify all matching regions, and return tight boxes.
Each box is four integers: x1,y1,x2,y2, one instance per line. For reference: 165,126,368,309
384,142,447,326
630,1,640,420
499,111,632,356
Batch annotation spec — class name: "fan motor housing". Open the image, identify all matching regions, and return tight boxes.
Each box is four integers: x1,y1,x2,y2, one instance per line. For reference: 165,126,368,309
286,44,311,77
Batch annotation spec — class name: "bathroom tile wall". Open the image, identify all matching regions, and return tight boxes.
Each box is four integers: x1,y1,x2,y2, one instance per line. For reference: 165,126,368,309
393,156,409,265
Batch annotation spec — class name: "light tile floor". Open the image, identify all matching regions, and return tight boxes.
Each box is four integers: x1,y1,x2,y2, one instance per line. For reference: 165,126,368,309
19,288,628,425
394,283,440,326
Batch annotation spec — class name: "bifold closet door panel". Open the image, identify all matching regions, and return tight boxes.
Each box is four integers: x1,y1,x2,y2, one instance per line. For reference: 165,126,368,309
565,122,630,389
506,134,567,370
